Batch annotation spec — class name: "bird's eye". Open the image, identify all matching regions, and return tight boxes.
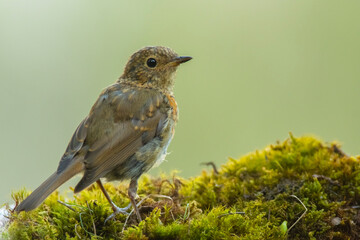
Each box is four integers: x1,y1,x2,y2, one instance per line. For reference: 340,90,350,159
146,58,157,68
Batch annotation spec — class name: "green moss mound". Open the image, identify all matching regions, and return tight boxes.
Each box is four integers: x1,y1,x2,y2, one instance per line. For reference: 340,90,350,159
4,135,360,239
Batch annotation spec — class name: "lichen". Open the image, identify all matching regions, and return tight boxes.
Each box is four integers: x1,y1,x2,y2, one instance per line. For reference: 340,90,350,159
4,134,360,239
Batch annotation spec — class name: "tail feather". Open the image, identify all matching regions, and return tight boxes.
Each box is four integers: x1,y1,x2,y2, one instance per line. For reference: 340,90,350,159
15,161,83,212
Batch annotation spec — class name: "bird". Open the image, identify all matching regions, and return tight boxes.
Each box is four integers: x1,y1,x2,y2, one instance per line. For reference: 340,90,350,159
15,46,192,222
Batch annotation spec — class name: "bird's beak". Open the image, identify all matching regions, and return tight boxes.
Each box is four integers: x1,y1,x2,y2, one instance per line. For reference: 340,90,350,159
170,56,192,66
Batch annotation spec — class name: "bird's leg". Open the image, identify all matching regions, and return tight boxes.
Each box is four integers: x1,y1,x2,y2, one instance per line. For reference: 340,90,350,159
96,180,131,223
129,178,142,222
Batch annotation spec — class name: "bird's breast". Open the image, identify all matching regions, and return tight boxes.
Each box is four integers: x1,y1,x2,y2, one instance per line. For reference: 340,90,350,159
164,93,178,122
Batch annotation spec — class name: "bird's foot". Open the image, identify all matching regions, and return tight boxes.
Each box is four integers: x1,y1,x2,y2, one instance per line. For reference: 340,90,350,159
104,202,131,223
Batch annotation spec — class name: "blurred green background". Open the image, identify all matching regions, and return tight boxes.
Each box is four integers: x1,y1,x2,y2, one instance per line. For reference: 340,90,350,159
1,0,359,204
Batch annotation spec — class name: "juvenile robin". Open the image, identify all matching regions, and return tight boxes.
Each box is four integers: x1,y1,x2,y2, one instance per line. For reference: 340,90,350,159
15,46,192,222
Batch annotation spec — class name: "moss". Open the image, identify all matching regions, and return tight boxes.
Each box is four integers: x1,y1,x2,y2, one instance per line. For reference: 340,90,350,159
4,134,360,239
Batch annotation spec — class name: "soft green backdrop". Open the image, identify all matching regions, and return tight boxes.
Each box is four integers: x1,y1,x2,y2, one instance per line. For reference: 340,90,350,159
1,0,359,204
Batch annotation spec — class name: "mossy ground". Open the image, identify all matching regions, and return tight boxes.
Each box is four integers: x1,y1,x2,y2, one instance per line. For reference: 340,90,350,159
3,134,360,239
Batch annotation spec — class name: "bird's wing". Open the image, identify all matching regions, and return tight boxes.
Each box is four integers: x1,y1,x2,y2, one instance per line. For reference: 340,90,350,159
56,83,167,192
56,117,89,173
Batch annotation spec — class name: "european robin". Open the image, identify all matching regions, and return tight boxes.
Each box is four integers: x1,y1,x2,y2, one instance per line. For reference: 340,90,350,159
15,46,192,222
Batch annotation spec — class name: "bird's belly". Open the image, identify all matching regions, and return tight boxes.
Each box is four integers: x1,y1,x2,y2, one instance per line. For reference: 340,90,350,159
105,122,175,181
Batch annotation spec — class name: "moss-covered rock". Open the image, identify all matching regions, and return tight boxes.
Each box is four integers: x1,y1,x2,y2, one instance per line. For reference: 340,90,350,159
4,135,360,239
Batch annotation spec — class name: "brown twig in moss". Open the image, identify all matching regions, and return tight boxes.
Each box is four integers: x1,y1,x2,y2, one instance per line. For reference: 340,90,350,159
157,176,183,198
158,179,173,194
329,144,347,157
201,162,219,174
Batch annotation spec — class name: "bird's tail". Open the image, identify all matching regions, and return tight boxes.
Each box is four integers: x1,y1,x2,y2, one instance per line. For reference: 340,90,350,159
15,161,83,212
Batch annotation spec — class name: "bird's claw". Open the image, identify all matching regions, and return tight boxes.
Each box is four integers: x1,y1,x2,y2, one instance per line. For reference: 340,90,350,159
104,203,132,223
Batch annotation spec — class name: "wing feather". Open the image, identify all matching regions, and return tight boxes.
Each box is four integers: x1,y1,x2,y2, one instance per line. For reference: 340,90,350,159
57,117,89,173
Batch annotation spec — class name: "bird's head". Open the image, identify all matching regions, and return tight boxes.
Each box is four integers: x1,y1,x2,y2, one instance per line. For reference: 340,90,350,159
121,46,192,92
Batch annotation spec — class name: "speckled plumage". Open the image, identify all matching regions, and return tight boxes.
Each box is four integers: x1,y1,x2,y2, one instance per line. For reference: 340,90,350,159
15,46,191,222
